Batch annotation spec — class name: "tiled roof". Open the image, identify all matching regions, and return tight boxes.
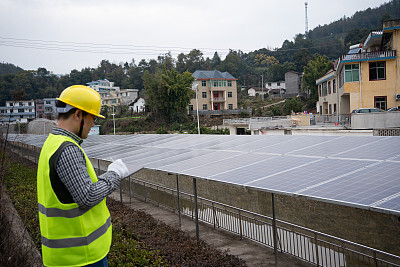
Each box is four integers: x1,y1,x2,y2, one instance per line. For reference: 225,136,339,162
193,70,237,80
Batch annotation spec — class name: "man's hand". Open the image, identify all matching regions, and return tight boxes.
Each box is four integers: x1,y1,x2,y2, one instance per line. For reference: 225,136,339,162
107,159,129,178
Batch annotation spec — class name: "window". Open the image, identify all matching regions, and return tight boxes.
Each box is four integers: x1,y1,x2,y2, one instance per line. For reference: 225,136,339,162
369,62,385,80
1,110,4,113
202,104,207,110
228,81,232,87
45,101,51,104
328,81,331,94
329,104,332,114
344,64,359,82
9,103,13,106
202,81,206,87
19,102,23,106
228,104,233,110
333,104,337,113
228,92,232,98
189,105,193,110
277,82,280,86
268,83,271,86
375,96,387,110
18,109,24,113
202,92,207,98
322,82,327,96
333,79,336,93
28,102,32,106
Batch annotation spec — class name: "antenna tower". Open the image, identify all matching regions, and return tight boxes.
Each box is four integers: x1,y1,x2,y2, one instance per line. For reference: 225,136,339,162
305,2,308,37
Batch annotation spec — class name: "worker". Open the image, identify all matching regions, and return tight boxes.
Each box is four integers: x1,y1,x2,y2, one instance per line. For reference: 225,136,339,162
37,85,129,266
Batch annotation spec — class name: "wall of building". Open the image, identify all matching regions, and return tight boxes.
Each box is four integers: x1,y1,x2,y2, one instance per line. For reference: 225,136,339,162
285,72,301,95
351,111,400,128
190,80,237,110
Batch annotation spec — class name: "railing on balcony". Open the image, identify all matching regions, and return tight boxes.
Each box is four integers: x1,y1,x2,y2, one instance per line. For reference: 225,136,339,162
339,50,396,62
211,97,225,102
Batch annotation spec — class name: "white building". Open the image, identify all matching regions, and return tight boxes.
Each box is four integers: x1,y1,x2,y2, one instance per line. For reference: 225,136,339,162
265,81,285,91
129,97,146,113
0,100,36,123
86,79,139,108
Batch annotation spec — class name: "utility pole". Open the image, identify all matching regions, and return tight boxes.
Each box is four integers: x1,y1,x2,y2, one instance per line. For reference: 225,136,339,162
305,2,309,37
261,75,264,101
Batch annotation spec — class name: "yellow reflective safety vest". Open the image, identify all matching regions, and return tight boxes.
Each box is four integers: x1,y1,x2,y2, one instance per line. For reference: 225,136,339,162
37,134,112,267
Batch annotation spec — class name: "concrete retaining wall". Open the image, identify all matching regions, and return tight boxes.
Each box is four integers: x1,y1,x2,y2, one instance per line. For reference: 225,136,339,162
107,167,400,256
351,112,400,129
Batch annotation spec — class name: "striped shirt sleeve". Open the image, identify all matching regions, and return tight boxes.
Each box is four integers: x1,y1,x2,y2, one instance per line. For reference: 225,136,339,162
56,144,121,209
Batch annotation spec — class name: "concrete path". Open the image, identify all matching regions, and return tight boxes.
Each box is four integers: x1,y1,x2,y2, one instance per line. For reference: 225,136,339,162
109,191,313,267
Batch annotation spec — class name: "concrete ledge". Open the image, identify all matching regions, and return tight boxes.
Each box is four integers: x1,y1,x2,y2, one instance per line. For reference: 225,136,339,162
0,186,43,266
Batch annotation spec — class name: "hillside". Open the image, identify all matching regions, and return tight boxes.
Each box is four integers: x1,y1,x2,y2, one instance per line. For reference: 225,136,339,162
0,1,399,104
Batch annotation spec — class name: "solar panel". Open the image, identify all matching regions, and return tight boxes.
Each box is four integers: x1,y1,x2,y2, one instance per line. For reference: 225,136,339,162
300,162,400,206
9,133,400,216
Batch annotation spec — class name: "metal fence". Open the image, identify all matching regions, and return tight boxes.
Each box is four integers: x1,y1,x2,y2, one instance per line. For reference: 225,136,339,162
118,176,400,267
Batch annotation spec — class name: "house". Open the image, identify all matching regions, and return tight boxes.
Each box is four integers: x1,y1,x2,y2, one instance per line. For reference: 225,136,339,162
0,100,36,123
265,81,286,99
43,98,58,120
285,71,303,97
87,79,139,109
316,19,400,115
265,81,285,91
247,87,268,97
35,99,45,118
190,70,238,111
129,97,146,113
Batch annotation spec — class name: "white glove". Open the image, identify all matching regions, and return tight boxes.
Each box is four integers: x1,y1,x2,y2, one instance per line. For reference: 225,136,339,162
107,159,129,178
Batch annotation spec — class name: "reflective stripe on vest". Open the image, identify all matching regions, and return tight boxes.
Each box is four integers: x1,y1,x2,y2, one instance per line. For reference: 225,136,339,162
41,217,111,249
38,203,89,218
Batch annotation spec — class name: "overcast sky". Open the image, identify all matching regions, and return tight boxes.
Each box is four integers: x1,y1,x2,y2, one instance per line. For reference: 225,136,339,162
0,0,389,74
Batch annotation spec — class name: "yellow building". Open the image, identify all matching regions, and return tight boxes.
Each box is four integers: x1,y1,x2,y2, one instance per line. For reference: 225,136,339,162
317,19,400,114
190,70,238,112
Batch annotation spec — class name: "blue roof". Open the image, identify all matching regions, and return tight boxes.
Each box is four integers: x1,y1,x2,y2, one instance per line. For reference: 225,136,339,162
192,70,237,80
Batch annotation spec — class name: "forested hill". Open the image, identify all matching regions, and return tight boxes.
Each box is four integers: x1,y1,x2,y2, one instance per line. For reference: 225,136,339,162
309,0,400,42
0,62,24,75
0,1,399,106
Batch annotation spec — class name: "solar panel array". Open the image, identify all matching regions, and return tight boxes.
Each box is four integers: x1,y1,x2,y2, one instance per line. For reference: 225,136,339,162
8,133,400,215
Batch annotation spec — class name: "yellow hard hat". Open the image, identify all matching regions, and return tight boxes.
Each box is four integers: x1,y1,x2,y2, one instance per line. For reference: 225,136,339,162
57,85,105,118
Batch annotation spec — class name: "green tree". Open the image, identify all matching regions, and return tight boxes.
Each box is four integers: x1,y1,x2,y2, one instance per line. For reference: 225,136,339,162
302,55,333,103
143,68,194,121
284,97,303,114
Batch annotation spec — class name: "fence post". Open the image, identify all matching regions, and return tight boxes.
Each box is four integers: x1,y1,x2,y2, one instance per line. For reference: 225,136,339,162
97,159,100,176
176,174,182,227
272,193,278,266
157,185,159,207
212,202,216,229
314,233,319,266
119,181,123,203
143,182,147,202
239,210,243,240
193,178,199,241
129,176,132,204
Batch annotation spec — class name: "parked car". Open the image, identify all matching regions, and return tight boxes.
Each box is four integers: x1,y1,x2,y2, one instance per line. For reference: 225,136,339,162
387,106,400,112
351,108,384,114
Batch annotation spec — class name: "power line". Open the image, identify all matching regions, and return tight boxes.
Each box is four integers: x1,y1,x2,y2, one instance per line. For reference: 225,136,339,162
0,36,344,58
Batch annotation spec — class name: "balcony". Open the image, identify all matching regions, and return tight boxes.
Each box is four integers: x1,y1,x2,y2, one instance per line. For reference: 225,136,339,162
339,50,396,63
211,97,225,102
